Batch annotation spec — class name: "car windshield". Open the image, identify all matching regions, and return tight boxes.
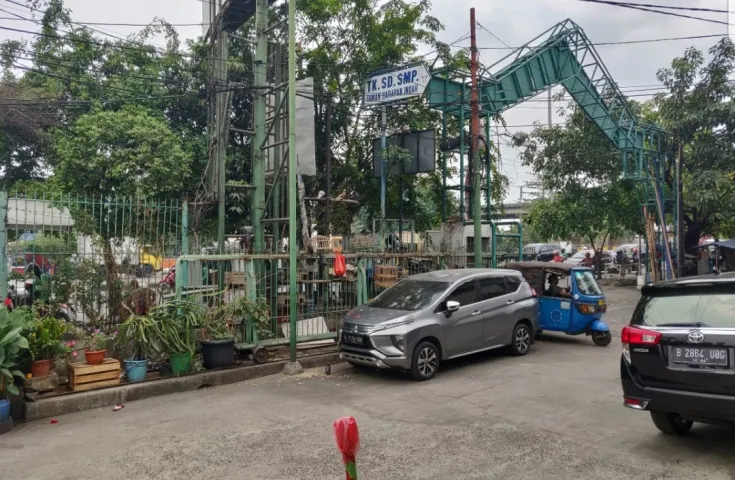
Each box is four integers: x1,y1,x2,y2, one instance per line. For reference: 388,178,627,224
367,279,450,311
573,270,603,295
633,288,735,328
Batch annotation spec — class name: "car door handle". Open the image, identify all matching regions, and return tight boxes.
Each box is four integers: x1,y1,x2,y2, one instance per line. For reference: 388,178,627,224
471,310,481,316
506,300,515,305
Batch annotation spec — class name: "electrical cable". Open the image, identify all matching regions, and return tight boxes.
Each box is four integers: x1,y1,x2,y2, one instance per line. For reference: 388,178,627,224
578,0,727,14
575,0,730,26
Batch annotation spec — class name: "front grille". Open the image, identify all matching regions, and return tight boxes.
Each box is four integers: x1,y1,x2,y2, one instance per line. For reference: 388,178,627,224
342,322,376,335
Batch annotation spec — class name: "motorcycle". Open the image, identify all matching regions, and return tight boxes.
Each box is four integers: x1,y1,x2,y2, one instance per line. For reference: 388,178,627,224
159,267,176,296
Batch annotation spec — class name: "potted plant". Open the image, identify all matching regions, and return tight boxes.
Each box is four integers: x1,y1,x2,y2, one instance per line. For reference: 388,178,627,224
84,329,115,365
0,310,28,422
199,307,235,370
116,314,158,382
26,316,68,377
152,300,204,376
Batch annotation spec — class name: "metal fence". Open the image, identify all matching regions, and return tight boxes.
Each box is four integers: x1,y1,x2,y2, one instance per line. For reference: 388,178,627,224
1,192,184,328
173,251,483,351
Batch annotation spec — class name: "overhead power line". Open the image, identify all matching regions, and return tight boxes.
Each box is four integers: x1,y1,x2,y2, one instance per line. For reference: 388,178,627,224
0,16,206,27
576,0,730,25
582,0,727,14
477,33,727,50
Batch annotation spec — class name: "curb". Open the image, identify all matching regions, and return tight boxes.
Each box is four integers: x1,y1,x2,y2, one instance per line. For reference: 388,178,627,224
26,352,342,422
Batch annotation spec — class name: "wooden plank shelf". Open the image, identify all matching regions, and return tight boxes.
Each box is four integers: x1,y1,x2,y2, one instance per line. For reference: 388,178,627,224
68,358,122,392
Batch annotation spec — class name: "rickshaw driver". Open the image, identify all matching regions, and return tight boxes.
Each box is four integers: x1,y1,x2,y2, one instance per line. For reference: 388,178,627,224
546,273,572,298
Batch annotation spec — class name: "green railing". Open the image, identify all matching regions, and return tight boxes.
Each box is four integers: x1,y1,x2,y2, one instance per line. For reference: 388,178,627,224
1,192,184,328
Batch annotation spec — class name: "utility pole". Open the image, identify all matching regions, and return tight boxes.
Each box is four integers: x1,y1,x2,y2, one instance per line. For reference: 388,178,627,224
285,0,303,373
252,0,268,254
216,28,228,258
380,107,387,237
470,8,482,267
676,140,684,277
547,88,552,127
325,95,333,235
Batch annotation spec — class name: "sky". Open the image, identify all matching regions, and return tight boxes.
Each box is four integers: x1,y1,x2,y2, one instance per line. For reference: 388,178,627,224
0,0,731,202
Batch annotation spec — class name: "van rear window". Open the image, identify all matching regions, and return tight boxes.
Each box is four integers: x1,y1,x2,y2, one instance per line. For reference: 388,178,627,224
632,288,735,328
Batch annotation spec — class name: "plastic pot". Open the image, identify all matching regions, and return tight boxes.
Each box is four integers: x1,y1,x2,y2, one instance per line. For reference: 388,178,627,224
31,360,51,378
170,353,191,376
0,399,9,422
84,349,106,365
200,339,235,370
124,359,148,383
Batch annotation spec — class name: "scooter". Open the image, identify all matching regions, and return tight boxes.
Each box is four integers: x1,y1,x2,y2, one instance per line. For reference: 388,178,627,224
159,267,176,296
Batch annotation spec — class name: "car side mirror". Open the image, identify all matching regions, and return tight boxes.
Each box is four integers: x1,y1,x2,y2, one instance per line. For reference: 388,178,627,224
446,300,460,313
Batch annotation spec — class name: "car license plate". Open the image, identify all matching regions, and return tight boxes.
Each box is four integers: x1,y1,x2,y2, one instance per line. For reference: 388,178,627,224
342,333,365,346
672,347,728,366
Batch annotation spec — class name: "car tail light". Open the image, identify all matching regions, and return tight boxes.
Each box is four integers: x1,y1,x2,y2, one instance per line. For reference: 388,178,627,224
621,325,661,345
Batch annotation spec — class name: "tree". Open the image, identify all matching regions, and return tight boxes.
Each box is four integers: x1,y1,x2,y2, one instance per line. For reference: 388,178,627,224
650,39,735,247
525,183,640,276
513,98,643,267
49,105,190,322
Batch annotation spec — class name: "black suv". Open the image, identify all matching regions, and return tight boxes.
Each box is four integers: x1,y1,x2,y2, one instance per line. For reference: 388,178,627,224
620,273,735,435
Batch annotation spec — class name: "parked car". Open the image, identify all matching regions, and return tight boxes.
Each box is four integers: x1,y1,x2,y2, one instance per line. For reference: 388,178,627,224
621,273,735,435
338,269,539,381
523,243,561,262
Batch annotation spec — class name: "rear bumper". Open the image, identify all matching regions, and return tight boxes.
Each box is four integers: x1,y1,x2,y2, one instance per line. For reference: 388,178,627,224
338,345,411,370
621,357,735,423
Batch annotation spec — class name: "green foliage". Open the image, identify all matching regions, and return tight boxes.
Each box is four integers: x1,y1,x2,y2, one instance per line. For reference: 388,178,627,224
87,329,116,352
650,39,735,245
116,313,160,360
26,315,68,361
50,106,192,199
0,309,29,398
148,299,205,357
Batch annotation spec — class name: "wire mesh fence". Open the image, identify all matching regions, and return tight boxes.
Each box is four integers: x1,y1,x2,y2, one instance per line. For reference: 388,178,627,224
3,192,184,329
174,251,479,347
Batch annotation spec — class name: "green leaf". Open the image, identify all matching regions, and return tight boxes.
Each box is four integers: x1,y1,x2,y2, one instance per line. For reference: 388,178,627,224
0,327,21,346
0,347,4,366
5,382,19,397
11,370,24,379
17,336,28,350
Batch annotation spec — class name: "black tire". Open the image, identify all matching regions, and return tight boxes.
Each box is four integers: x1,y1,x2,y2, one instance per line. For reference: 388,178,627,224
410,341,440,381
650,411,693,435
141,264,154,278
509,323,532,356
592,331,613,347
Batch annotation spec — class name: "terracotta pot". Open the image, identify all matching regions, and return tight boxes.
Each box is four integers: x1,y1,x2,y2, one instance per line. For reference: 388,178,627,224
84,349,106,365
31,360,51,377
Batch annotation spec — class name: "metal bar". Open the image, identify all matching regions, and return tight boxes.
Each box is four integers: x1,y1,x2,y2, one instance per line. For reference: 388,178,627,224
230,127,254,135
261,86,288,148
261,147,289,221
287,0,298,365
325,95,333,235
0,191,6,299
263,18,286,35
253,0,268,255
470,8,482,267
261,138,289,150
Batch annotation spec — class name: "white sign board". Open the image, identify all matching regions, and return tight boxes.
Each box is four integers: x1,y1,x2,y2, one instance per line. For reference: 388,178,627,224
364,63,430,106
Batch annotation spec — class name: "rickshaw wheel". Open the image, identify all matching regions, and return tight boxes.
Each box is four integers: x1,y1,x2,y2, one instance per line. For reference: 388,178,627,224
592,331,612,347
253,347,269,364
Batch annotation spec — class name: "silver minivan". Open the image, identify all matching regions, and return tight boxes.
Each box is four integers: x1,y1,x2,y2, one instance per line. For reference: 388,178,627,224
338,269,539,380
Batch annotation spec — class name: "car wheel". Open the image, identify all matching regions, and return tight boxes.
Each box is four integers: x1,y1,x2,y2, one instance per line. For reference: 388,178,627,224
592,331,612,346
410,341,439,381
650,411,693,435
509,323,532,356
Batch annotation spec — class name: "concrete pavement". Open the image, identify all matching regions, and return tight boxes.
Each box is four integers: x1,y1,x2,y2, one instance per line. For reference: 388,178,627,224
4,287,735,479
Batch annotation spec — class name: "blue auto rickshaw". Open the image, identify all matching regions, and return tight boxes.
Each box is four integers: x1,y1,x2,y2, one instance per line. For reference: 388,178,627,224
506,261,611,346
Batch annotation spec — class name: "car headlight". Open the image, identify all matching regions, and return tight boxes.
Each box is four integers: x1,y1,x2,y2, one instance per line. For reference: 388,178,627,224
391,335,405,352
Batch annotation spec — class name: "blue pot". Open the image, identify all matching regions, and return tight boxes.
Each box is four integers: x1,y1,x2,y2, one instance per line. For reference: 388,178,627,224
124,359,148,383
0,399,10,422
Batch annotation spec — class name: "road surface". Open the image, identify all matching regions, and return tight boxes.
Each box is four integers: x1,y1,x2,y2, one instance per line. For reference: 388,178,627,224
2,288,735,479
